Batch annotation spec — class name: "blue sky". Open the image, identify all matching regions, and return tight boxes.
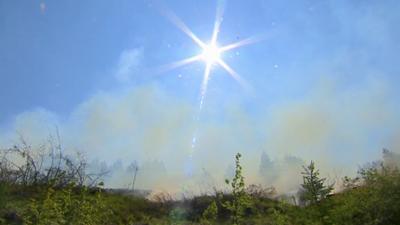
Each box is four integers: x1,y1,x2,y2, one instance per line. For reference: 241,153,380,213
1,0,400,191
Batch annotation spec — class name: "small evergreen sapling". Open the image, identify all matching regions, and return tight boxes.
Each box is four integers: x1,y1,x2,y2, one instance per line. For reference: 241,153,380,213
300,161,333,205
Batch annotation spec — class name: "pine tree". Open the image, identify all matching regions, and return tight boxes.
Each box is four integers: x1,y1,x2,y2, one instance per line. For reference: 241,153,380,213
300,161,333,205
259,152,277,182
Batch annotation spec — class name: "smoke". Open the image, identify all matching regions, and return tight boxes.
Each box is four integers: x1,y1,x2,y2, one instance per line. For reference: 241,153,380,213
0,76,399,194
388,128,400,153
265,77,395,166
0,73,399,192
258,152,304,193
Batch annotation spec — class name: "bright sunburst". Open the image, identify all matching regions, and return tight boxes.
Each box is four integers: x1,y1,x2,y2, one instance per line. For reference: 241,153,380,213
201,43,221,65
160,1,263,109
155,1,266,168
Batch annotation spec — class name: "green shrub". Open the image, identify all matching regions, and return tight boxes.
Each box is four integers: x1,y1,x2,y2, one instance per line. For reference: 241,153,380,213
222,153,252,225
23,185,112,225
200,200,218,224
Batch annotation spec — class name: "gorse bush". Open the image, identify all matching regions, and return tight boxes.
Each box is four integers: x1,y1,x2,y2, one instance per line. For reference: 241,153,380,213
23,184,112,225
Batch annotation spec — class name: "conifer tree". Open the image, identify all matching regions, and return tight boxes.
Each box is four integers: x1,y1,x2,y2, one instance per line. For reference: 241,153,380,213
300,161,333,205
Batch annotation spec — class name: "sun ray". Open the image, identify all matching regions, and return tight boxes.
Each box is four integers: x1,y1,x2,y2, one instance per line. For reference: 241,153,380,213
211,0,225,44
220,35,265,52
154,55,202,74
156,1,262,154
162,9,206,48
217,59,250,90
154,1,265,167
199,62,212,110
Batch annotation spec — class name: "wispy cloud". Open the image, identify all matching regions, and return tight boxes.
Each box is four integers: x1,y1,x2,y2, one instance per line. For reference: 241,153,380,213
115,48,144,82
40,2,46,14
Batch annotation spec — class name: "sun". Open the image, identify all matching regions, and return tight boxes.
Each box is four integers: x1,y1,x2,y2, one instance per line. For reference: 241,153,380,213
158,1,264,161
160,2,263,110
201,43,221,64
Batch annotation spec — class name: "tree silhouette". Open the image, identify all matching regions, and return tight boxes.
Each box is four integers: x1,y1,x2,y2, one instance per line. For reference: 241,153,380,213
300,161,333,205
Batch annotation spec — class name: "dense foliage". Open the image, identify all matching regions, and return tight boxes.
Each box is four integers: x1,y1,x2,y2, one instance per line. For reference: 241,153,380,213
1,143,400,224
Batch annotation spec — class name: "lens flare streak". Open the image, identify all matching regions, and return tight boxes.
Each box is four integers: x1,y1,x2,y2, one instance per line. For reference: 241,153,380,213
199,62,212,110
155,55,202,74
220,35,265,52
162,9,206,48
216,59,250,91
159,1,263,160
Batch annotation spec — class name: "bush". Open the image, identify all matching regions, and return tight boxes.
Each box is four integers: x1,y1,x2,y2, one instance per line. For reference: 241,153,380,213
23,185,112,225
222,153,252,225
200,200,218,224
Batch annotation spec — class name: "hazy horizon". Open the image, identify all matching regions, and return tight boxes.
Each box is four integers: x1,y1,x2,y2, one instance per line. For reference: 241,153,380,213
1,0,399,194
